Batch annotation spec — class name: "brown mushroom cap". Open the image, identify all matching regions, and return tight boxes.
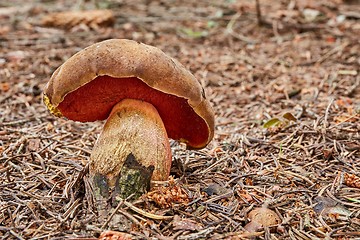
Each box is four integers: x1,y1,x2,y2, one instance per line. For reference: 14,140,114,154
43,39,214,149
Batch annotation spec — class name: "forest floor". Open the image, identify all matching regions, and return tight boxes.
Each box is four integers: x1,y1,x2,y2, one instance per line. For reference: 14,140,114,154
0,0,359,239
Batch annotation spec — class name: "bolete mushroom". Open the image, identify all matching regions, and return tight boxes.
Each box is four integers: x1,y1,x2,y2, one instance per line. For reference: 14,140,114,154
43,39,214,203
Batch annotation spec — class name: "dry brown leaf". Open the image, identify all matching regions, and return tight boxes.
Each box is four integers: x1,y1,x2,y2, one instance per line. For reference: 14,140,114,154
173,215,202,231
336,97,353,107
0,25,10,35
27,138,41,152
0,82,10,92
6,50,28,63
203,183,230,196
98,230,133,240
334,114,359,123
42,9,115,30
237,189,255,203
313,196,351,218
322,148,333,160
333,97,359,123
244,207,281,232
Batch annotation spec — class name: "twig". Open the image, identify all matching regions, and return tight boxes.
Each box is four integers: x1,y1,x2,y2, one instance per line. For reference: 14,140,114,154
345,75,360,97
101,198,125,229
255,0,263,26
9,229,25,240
120,199,173,220
324,98,334,129
282,170,315,186
225,13,258,44
177,227,215,240
116,208,143,227
209,230,264,240
62,198,81,222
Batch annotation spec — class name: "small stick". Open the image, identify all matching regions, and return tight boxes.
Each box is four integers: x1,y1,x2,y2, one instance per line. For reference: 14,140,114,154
101,198,125,229
255,0,263,26
120,198,173,220
324,98,334,129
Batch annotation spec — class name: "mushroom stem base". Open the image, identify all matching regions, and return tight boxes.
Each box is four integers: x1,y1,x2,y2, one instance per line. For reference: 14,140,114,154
115,152,154,200
89,99,172,208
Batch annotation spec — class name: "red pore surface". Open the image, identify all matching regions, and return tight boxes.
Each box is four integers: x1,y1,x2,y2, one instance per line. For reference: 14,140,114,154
58,76,209,148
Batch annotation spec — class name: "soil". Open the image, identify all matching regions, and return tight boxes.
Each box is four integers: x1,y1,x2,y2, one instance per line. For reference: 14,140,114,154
0,0,359,239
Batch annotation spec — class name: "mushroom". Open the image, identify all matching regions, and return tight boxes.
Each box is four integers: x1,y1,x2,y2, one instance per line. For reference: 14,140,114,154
43,39,214,203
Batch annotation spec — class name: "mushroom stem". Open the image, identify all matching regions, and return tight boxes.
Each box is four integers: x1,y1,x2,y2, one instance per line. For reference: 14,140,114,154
90,99,172,204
